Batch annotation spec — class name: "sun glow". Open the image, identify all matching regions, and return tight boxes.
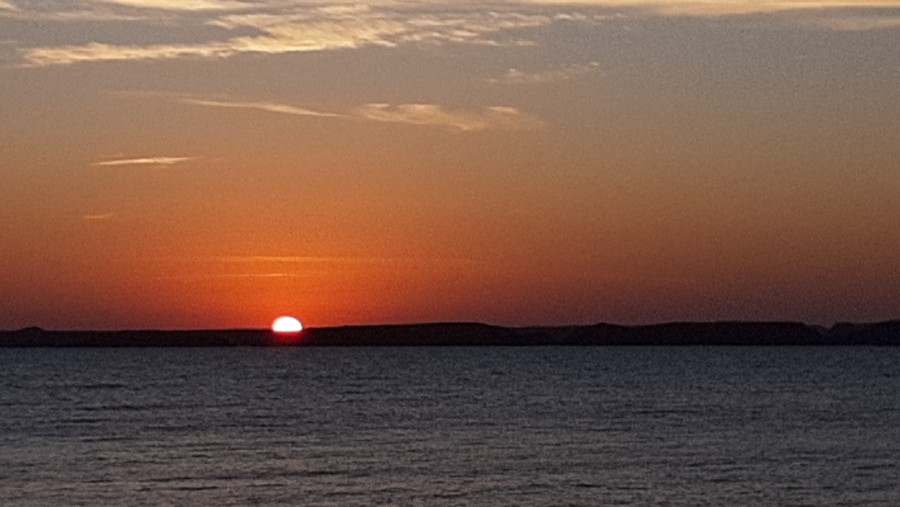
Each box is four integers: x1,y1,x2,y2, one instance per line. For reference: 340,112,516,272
271,315,303,333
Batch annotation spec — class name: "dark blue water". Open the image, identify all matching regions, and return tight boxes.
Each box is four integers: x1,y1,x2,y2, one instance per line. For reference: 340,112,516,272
1,347,898,506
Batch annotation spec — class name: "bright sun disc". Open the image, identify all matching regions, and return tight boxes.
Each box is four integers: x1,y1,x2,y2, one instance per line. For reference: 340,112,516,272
272,316,303,333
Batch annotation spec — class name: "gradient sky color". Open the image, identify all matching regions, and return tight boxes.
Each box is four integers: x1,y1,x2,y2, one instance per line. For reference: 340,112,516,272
2,0,899,329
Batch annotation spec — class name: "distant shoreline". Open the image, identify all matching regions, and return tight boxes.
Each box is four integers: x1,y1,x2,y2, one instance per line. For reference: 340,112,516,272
2,320,899,347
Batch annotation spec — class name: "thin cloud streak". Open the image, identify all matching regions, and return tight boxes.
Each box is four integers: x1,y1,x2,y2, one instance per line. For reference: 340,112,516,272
94,0,254,11
210,272,309,278
215,255,483,266
16,1,900,67
0,9,149,22
22,42,234,66
524,1,900,15
355,104,544,131
93,156,195,166
82,212,116,221
165,272,312,282
811,14,900,30
18,5,560,66
489,62,601,85
182,98,340,117
179,95,543,131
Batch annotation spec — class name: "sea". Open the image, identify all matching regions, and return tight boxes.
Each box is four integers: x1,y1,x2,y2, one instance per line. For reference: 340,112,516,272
1,346,898,506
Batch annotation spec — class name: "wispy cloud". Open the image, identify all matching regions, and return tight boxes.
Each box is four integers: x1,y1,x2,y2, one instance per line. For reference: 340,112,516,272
489,62,601,85
95,0,253,11
93,156,195,166
215,255,481,265
18,1,900,66
82,212,116,221
524,1,900,16
207,272,309,278
219,256,399,265
23,42,233,66
0,9,149,22
355,104,544,132
182,98,339,117
158,254,483,281
166,271,312,282
18,4,559,66
811,14,900,30
165,253,483,282
175,94,543,131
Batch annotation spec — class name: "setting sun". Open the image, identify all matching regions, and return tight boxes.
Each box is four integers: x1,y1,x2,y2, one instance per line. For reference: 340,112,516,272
271,316,303,333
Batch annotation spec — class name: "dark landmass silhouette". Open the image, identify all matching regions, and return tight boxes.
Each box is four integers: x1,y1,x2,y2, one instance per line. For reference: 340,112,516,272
1,320,899,346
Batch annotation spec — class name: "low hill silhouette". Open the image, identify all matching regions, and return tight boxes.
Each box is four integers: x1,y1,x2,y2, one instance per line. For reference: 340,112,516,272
1,320,899,347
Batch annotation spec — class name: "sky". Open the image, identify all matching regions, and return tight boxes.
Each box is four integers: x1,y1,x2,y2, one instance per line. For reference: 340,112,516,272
1,0,899,329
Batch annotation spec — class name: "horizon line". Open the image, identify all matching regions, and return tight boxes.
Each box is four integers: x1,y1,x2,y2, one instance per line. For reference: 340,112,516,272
5,318,899,333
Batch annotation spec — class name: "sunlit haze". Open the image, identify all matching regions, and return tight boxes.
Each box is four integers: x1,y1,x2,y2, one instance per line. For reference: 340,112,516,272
1,0,898,329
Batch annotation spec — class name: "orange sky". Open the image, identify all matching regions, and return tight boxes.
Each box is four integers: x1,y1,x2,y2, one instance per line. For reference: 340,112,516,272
2,1,899,329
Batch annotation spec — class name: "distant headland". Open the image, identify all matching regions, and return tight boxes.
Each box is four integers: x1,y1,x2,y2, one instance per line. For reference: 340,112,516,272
1,320,899,347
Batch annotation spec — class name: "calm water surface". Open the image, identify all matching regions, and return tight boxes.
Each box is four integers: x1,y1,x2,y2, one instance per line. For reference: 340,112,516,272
1,346,898,506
